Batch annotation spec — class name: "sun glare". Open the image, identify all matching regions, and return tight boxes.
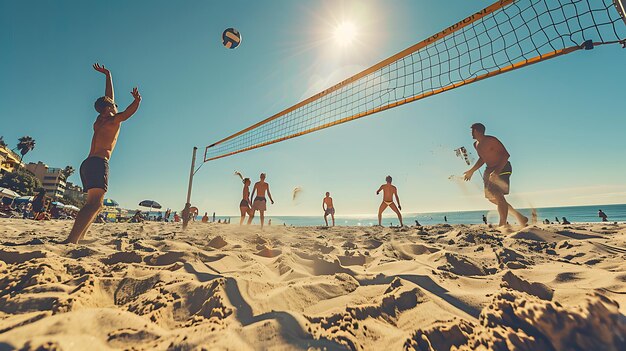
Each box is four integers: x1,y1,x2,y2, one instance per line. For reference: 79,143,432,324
333,21,357,46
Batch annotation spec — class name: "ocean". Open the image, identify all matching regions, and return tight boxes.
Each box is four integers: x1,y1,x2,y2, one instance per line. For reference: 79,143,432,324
224,203,626,227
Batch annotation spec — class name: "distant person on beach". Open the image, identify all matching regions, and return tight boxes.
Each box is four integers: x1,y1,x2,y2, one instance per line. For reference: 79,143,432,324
376,175,403,227
415,219,421,226
248,173,274,228
212,212,215,222
174,212,180,222
464,123,528,228
22,202,32,219
562,217,571,225
240,178,253,225
482,215,488,225
599,209,608,222
444,216,447,222
63,63,141,244
322,192,335,227
130,210,143,223
268,219,271,226
164,209,171,222
31,189,47,220
202,212,209,223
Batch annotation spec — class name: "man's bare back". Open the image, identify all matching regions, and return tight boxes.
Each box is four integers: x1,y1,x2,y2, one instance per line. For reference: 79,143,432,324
378,184,397,203
253,181,269,198
323,196,334,208
474,135,509,169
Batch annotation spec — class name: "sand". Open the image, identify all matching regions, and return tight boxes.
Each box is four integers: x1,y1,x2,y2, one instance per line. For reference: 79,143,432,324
1,218,625,350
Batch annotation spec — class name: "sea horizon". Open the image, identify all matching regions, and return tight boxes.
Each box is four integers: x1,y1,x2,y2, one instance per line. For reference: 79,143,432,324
192,203,626,226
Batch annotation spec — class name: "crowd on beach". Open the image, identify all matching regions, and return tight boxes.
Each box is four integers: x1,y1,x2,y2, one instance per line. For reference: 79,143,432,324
0,189,77,220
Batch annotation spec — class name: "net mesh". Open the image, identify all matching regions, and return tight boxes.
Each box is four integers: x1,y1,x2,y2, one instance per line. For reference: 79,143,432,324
205,0,626,162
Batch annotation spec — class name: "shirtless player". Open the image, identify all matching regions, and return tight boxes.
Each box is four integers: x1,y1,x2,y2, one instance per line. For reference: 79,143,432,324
376,176,403,227
63,63,141,243
248,173,274,228
463,123,527,228
322,192,335,227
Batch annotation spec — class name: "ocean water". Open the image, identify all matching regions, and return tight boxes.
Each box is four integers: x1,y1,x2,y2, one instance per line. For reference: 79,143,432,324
251,204,626,227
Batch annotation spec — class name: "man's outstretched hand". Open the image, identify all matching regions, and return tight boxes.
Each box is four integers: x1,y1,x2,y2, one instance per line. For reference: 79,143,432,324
463,169,474,181
131,87,141,101
93,63,110,75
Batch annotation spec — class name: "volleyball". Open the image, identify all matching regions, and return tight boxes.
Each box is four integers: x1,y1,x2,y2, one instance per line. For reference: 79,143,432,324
222,28,242,49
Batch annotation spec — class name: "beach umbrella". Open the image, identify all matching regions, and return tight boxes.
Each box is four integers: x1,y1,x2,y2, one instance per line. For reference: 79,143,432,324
103,198,119,207
0,187,20,199
139,200,161,209
139,200,162,218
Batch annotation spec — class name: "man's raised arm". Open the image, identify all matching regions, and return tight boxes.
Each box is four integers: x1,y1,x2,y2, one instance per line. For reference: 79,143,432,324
93,63,114,101
114,87,141,123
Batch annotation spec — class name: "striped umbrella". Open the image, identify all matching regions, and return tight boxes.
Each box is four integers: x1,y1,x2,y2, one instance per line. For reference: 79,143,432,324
103,198,119,207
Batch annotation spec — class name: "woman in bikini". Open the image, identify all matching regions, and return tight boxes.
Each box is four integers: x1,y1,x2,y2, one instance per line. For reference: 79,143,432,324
240,178,253,225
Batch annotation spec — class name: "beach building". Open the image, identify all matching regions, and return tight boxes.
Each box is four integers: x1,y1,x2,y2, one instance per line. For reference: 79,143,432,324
25,161,67,199
0,145,24,174
64,182,86,202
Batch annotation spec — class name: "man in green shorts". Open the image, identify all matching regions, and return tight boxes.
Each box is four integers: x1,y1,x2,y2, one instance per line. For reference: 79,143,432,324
464,123,527,228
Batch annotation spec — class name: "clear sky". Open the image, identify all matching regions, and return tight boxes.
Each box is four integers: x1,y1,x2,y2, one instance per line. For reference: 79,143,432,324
2,0,625,216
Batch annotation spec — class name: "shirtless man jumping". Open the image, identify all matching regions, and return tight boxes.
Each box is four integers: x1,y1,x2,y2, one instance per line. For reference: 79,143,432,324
63,63,141,243
376,176,403,227
322,192,335,227
248,173,274,228
463,123,527,228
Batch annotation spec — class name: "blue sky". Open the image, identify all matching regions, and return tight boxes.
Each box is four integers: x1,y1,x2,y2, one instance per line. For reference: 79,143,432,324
2,0,625,216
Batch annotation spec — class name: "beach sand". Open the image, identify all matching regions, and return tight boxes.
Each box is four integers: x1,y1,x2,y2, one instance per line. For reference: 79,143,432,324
1,218,625,350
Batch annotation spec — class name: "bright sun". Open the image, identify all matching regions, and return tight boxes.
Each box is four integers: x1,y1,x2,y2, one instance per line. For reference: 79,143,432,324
333,21,357,46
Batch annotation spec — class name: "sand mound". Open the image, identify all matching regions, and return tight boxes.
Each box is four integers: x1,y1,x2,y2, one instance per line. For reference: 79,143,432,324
509,227,597,243
404,244,440,255
207,236,228,249
405,290,626,351
255,245,282,258
435,252,486,276
0,249,46,264
101,251,143,265
306,278,426,349
501,271,554,300
495,247,531,269
337,255,372,266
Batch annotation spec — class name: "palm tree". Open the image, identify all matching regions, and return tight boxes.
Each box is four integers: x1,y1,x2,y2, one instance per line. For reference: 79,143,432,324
0,136,7,148
15,136,36,164
62,165,75,179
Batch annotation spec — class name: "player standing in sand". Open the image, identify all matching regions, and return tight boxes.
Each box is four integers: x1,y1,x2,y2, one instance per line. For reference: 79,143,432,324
376,176,403,227
248,173,274,228
463,123,527,228
239,178,253,225
63,64,141,244
322,192,335,227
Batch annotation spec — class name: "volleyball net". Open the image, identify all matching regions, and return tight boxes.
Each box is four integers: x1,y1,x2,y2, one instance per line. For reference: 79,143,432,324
204,0,626,162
